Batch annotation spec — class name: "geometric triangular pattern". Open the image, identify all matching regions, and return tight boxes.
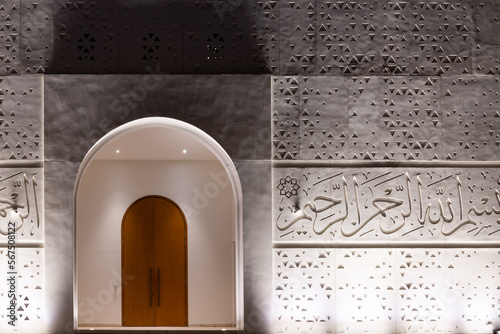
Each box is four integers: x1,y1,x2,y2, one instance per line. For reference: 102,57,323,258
20,1,53,74
0,76,43,161
380,1,410,75
395,249,445,333
336,249,395,334
273,249,500,334
248,0,280,74
118,1,183,73
183,0,247,73
274,249,335,334
348,76,379,160
380,76,441,161
0,2,20,75
472,1,500,75
442,76,500,160
299,76,349,160
444,249,500,333
54,0,119,73
317,0,378,75
408,1,472,76
0,248,44,333
279,0,316,74
272,76,300,160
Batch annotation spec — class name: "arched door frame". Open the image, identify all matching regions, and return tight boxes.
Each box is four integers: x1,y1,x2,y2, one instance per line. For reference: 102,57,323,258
73,117,244,330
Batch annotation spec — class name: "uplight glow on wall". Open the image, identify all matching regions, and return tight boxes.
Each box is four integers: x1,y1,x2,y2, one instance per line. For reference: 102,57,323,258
272,165,500,333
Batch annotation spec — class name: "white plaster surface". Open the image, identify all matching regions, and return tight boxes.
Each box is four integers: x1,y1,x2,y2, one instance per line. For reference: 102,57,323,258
44,161,79,334
43,75,271,162
236,161,273,334
76,160,235,327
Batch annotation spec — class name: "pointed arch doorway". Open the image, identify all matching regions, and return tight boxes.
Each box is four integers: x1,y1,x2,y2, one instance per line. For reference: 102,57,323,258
122,195,187,327
73,117,244,331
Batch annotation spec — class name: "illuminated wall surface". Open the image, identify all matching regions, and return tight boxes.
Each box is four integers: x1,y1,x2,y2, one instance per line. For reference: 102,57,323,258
0,1,500,333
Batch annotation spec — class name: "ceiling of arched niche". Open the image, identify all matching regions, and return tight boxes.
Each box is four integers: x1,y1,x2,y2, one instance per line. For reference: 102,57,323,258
93,126,218,160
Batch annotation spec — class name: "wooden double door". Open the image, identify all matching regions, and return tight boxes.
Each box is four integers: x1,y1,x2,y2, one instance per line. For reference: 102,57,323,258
122,196,187,327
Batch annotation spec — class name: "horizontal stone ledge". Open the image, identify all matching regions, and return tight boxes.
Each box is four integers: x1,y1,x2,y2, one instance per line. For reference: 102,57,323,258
0,241,44,248
0,160,44,168
273,241,500,248
272,160,500,168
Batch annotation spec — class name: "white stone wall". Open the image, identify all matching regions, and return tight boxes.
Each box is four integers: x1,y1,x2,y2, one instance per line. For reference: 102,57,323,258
0,1,499,333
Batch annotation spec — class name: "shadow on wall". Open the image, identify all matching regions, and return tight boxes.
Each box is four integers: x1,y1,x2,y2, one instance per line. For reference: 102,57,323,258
51,0,268,74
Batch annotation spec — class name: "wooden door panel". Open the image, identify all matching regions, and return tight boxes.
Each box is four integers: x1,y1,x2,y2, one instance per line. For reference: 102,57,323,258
122,196,187,327
154,198,187,326
122,198,156,326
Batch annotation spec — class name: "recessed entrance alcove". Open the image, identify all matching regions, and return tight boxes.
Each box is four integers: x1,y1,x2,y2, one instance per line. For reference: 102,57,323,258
73,117,243,332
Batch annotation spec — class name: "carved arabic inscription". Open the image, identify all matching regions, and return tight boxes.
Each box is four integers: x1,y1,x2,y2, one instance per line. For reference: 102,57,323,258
274,167,500,242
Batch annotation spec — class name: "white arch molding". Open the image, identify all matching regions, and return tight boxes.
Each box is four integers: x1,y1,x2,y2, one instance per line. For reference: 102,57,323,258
73,117,244,331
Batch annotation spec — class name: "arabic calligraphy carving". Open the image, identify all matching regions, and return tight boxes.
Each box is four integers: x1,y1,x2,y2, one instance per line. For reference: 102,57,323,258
0,168,42,241
274,167,500,242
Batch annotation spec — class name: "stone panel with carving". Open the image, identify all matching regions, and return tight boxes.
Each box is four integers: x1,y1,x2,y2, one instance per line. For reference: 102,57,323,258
317,0,379,75
118,0,183,74
380,0,410,75
348,76,379,160
0,167,43,243
248,0,279,74
395,249,446,333
0,248,44,333
54,0,119,73
299,76,348,160
442,76,500,161
408,0,471,75
279,0,316,75
380,76,441,160
0,1,20,75
4,0,500,76
444,249,500,333
0,75,43,161
336,249,395,334
274,248,335,334
272,76,300,160
20,0,53,74
273,248,500,334
471,0,500,75
274,167,500,243
183,0,248,73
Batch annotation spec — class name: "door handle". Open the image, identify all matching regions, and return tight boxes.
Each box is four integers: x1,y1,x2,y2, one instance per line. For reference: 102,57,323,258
149,267,153,307
157,267,160,307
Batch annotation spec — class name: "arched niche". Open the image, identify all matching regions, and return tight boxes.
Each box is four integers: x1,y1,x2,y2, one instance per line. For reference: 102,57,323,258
73,117,243,331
